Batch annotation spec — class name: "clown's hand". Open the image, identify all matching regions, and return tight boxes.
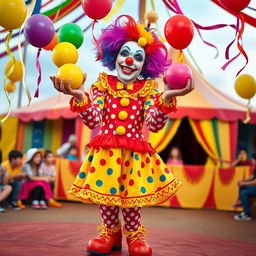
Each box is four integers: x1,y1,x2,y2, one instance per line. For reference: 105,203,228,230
162,78,194,103
50,73,87,103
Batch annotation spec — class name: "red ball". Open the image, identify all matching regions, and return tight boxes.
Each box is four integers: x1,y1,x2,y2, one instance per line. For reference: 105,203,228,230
164,15,194,50
219,0,251,12
81,0,112,20
164,63,192,90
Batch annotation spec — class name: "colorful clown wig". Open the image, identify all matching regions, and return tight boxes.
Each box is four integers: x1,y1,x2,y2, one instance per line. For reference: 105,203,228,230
98,15,170,79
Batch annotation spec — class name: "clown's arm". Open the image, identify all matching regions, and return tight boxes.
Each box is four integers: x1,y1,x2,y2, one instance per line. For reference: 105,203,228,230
50,75,104,130
144,93,177,133
144,78,194,133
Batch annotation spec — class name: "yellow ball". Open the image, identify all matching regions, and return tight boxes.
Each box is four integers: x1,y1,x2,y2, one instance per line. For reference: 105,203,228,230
120,98,130,106
52,42,78,68
5,81,16,93
235,74,256,99
0,0,27,29
56,64,83,89
138,37,147,47
5,60,23,82
116,126,126,135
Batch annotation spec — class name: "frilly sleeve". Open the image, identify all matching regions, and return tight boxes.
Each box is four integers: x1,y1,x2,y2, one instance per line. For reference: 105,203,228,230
154,93,177,114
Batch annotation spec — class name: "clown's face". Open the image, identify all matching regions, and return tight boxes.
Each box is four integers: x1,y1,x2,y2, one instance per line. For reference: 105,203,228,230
115,41,145,84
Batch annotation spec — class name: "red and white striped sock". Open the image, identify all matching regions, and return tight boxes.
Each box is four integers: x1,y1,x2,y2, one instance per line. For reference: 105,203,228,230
122,207,141,232
99,204,120,228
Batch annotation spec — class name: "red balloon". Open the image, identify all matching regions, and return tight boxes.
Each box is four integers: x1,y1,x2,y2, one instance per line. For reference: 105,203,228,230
219,0,251,12
164,15,194,50
81,0,112,20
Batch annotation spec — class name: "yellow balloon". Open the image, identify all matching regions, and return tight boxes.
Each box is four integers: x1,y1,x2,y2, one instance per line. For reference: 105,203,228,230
0,0,27,29
56,64,83,89
52,42,78,68
5,60,23,82
235,74,256,100
5,81,16,93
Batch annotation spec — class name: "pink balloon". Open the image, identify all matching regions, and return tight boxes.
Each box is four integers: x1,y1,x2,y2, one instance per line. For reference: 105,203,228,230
165,63,192,89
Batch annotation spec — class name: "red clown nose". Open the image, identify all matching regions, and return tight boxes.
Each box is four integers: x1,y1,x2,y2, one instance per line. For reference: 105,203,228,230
125,57,134,65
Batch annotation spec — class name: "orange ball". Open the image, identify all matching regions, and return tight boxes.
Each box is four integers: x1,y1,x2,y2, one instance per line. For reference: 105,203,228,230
4,59,23,82
5,81,16,93
43,33,58,51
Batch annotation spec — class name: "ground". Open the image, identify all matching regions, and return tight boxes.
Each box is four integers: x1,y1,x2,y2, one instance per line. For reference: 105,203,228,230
0,202,256,255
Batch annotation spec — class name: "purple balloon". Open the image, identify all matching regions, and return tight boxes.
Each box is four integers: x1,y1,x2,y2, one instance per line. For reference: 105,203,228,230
24,14,55,48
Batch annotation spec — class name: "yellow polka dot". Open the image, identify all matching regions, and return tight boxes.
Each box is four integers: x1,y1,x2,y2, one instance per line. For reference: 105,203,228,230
120,98,130,107
116,126,126,135
118,111,128,120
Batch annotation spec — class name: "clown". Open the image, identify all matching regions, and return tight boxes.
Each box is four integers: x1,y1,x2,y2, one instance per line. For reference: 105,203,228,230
51,13,194,256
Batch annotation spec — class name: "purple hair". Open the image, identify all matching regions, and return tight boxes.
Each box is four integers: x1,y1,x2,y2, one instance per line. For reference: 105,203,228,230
98,15,170,79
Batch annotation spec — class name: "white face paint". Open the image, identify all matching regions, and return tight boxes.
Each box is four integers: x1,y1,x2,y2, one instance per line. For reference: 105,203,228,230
115,41,145,84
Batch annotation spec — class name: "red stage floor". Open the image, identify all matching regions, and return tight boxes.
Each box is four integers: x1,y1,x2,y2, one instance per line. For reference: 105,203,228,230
1,222,255,256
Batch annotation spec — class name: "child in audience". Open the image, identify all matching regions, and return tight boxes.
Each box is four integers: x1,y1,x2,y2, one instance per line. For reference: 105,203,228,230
66,146,78,161
166,147,184,165
19,148,53,209
39,150,62,207
0,150,12,212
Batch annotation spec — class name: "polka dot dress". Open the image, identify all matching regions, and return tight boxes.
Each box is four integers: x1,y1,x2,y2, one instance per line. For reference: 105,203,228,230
69,147,181,208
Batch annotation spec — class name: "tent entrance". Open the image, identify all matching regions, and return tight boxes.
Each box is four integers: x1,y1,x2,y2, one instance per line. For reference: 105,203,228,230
159,118,207,165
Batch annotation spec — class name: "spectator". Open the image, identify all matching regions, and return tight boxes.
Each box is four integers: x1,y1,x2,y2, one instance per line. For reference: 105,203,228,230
38,150,62,207
0,150,12,213
231,148,252,167
166,147,183,165
234,153,256,220
2,150,25,210
81,144,90,161
19,148,53,210
56,134,77,157
66,146,78,161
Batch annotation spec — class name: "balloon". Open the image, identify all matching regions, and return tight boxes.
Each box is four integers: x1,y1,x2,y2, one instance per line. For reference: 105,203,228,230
43,33,58,51
219,0,251,12
81,0,112,20
24,14,55,48
0,0,27,29
164,63,192,89
58,23,84,49
52,42,78,67
164,15,194,50
5,60,23,82
235,74,256,99
56,64,84,89
5,81,16,93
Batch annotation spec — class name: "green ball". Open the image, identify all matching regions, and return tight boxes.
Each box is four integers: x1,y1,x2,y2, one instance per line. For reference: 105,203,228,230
58,23,84,49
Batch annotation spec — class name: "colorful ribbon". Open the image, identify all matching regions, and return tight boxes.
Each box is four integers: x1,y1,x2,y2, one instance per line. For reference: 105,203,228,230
92,20,103,61
104,0,125,21
1,30,15,123
34,48,42,98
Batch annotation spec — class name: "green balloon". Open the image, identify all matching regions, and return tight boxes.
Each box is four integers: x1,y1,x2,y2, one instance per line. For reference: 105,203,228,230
58,23,84,49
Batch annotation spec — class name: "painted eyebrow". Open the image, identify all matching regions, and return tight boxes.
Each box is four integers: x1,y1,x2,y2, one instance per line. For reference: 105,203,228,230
122,46,131,51
135,50,144,54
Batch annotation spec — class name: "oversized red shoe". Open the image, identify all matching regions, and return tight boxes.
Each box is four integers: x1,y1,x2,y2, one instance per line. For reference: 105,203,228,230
124,224,152,256
87,222,122,255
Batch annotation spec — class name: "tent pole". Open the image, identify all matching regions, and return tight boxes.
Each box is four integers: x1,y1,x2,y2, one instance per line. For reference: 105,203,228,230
17,41,28,108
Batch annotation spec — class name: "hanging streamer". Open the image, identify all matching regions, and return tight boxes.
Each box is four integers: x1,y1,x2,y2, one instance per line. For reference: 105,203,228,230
1,31,15,123
243,99,251,124
17,0,37,106
34,48,42,98
150,0,166,42
103,0,125,21
221,13,248,76
92,20,102,61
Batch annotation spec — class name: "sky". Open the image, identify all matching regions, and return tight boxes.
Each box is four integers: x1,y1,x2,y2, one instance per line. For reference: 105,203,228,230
0,0,256,113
